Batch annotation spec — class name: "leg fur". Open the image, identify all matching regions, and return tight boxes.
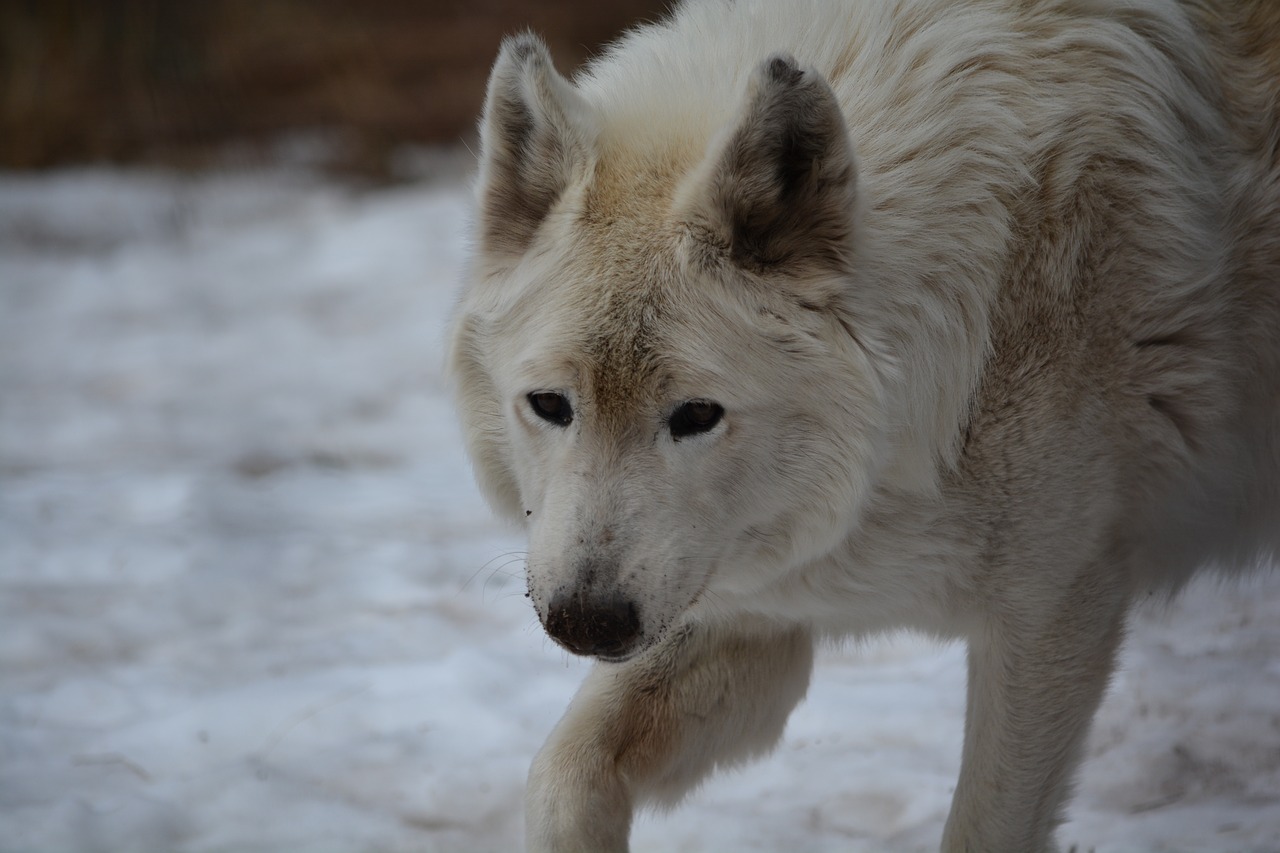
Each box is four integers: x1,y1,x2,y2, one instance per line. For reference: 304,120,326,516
942,570,1129,853
525,622,813,853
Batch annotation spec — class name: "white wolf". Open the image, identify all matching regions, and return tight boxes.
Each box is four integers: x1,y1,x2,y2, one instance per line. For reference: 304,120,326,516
448,0,1280,849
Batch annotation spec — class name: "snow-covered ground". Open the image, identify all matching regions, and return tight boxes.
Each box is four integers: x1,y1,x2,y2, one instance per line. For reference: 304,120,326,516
2,164,1278,852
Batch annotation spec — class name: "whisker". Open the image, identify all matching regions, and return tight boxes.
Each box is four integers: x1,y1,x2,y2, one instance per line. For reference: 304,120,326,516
478,558,530,604
461,550,529,592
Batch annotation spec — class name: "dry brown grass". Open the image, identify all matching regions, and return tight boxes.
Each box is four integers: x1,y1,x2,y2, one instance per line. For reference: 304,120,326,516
0,0,669,176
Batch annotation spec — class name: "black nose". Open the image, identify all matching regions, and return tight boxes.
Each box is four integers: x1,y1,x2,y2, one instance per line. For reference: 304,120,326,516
544,593,641,658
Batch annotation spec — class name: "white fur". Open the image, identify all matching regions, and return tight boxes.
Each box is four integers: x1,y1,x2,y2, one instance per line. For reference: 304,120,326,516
449,0,1280,850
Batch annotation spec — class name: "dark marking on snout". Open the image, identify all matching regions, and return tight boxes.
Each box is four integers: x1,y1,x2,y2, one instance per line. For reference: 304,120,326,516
544,591,641,659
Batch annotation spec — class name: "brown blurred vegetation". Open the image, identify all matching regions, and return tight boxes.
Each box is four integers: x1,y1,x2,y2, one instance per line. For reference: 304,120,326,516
0,0,669,177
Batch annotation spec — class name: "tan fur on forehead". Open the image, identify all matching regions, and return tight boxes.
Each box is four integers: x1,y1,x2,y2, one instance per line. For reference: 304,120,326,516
582,148,692,227
549,166,840,404
581,299,669,430
549,161,692,425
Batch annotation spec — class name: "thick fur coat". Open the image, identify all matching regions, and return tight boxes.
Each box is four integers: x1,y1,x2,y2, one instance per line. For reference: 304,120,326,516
448,1,1280,850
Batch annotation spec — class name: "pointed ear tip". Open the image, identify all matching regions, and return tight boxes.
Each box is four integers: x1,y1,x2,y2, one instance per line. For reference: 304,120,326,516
761,53,803,84
498,32,552,69
485,33,553,107
753,53,837,97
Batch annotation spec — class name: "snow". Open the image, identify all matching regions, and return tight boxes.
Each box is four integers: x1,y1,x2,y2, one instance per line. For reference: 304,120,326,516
2,164,1278,853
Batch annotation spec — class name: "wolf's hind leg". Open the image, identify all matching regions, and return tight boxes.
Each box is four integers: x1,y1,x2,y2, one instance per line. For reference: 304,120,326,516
525,622,813,853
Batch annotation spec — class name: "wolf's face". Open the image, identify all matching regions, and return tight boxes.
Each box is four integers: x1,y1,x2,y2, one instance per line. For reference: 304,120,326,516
451,38,886,659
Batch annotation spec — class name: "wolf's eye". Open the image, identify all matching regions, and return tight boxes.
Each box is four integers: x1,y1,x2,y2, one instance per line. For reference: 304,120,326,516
669,400,724,439
528,392,573,426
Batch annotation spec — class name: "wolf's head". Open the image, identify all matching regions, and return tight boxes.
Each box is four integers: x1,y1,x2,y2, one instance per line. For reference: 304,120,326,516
449,35,888,660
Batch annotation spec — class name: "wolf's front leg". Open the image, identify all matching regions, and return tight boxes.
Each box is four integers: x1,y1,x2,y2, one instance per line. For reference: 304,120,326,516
525,622,813,853
941,578,1129,853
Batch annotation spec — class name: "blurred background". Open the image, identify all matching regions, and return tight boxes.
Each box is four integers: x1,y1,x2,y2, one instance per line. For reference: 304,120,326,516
0,0,668,178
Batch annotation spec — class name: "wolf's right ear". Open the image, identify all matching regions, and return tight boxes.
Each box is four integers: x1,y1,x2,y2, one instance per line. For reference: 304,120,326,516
477,34,593,259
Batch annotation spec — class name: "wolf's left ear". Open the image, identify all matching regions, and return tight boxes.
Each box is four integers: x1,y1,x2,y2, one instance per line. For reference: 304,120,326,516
477,34,593,259
677,55,858,280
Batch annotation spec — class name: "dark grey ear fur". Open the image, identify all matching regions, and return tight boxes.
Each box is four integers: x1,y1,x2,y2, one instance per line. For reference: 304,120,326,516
478,34,592,258
682,54,858,277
